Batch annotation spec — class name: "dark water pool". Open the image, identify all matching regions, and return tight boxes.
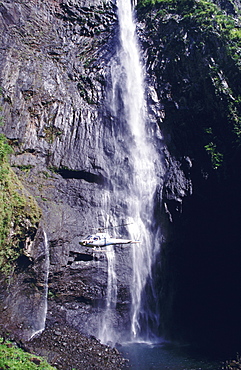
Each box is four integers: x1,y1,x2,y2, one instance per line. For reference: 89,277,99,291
118,341,222,370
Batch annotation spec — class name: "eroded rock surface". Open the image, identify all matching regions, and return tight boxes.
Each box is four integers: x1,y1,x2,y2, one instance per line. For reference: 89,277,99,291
1,0,241,362
24,313,127,370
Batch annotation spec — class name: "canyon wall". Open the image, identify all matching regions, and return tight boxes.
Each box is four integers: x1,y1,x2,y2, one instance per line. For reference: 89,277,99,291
0,0,240,358
137,0,241,354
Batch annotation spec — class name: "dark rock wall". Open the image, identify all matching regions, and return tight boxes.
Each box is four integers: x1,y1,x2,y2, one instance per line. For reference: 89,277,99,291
0,0,122,340
0,227,49,340
0,0,163,344
137,0,241,355
0,0,240,358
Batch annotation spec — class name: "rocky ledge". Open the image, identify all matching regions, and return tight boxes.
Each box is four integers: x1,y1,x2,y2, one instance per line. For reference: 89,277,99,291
23,309,127,370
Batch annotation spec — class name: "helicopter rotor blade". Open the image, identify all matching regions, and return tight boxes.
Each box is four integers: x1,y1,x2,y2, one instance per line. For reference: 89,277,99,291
99,222,134,231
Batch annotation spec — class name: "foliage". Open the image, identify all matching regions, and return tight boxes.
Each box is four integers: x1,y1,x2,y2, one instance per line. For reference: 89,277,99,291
0,135,41,274
204,142,223,169
137,0,241,171
0,134,13,164
137,0,241,65
13,164,34,172
0,338,56,370
43,126,62,144
222,353,241,369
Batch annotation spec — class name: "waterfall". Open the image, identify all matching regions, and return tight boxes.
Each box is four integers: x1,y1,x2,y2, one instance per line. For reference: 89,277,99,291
106,0,161,343
94,0,162,345
96,194,119,345
41,230,50,330
116,0,160,340
29,230,50,339
98,245,118,344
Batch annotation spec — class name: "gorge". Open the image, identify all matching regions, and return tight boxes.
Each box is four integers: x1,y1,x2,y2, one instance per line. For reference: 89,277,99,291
0,0,241,368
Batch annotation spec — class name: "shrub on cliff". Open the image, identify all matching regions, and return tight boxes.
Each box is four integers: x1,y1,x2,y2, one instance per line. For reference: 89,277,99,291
0,134,41,274
137,0,241,171
0,337,56,370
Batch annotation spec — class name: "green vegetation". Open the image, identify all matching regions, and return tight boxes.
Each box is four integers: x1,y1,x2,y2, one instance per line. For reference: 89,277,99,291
204,142,223,169
0,134,41,274
43,126,62,144
137,0,241,171
222,353,241,369
0,338,56,370
13,164,34,172
77,76,96,104
137,0,241,66
230,96,241,144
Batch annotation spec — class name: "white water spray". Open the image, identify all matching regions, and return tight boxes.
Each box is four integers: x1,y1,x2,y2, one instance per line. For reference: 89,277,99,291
29,230,50,339
96,193,119,344
42,230,50,328
98,245,118,344
115,0,160,341
96,0,161,345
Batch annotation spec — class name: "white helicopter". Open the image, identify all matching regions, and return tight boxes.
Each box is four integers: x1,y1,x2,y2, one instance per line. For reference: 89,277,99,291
79,226,140,248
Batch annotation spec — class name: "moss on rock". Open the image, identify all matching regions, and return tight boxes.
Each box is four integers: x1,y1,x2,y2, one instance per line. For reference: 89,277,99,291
0,337,56,370
0,134,42,274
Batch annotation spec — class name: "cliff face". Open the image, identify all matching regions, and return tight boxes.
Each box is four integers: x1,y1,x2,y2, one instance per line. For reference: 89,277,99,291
137,0,241,354
0,0,240,359
0,0,121,342
0,0,163,347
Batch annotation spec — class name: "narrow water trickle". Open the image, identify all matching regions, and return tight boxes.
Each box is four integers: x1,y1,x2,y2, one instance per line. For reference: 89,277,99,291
98,245,118,344
30,230,50,339
42,230,50,328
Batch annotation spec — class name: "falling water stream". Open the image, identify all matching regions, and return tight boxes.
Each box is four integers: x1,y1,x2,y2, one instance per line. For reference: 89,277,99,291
41,230,50,331
97,0,161,345
75,0,226,367
115,0,160,342
30,230,50,339
83,1,225,367
98,245,118,344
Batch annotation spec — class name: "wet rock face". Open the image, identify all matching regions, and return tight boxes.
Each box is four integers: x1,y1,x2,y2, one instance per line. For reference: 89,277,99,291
0,0,149,352
0,0,124,344
0,0,190,350
137,1,241,354
0,227,49,341
2,0,240,359
24,313,127,370
0,0,116,171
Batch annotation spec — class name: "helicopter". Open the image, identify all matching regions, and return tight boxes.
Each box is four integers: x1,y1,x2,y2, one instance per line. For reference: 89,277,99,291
79,225,140,248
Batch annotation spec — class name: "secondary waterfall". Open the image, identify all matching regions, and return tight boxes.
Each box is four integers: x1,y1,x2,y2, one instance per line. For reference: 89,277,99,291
29,230,50,339
101,0,161,343
98,245,118,344
41,230,50,331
